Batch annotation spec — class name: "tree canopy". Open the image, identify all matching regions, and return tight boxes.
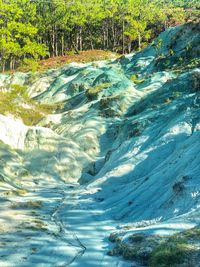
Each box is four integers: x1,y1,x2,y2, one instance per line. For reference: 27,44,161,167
0,0,199,72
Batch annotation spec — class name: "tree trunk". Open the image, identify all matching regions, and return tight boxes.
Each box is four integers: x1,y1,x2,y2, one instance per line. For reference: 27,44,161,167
106,21,109,49
12,57,15,70
2,60,5,73
89,28,94,50
128,40,131,53
55,26,58,57
103,22,106,50
76,30,79,51
90,39,94,50
138,34,141,51
72,40,79,54
61,33,64,56
79,27,83,51
122,19,125,54
10,57,13,71
111,19,116,51
52,26,55,57
164,20,168,30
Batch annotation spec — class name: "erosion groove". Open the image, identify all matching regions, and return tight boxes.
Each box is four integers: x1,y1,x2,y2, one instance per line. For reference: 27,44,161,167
51,186,87,267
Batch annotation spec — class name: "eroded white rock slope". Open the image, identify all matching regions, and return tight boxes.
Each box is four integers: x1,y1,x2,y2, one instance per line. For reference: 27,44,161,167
0,22,200,266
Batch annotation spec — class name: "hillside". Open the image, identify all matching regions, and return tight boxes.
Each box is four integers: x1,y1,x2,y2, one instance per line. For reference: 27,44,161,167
0,21,200,267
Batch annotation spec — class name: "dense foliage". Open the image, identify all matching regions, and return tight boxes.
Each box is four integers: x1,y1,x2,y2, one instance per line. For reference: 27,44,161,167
0,0,199,72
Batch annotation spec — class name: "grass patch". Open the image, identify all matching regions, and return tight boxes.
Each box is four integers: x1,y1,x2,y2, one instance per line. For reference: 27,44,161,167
108,232,159,262
182,227,200,239
86,82,111,99
16,50,119,72
19,219,48,231
10,200,42,210
149,236,190,267
4,189,27,197
130,74,145,84
0,84,58,126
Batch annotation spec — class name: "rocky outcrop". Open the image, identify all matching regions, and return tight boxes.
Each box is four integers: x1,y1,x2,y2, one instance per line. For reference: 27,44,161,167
0,21,199,266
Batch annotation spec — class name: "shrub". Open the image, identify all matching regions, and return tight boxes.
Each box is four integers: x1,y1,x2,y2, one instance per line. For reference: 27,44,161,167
183,227,200,239
10,84,28,98
109,233,122,243
149,237,189,267
129,234,145,243
20,58,40,72
108,243,137,260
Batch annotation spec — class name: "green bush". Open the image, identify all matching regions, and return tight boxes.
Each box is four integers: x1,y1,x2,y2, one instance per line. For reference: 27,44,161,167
20,58,39,72
149,237,189,267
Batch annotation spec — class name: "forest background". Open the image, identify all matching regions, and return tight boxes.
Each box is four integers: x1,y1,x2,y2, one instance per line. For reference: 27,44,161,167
0,0,199,72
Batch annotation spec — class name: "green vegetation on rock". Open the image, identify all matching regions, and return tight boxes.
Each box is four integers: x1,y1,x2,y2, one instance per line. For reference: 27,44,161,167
130,74,145,84
108,227,200,266
149,236,189,267
0,84,58,126
86,83,111,99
